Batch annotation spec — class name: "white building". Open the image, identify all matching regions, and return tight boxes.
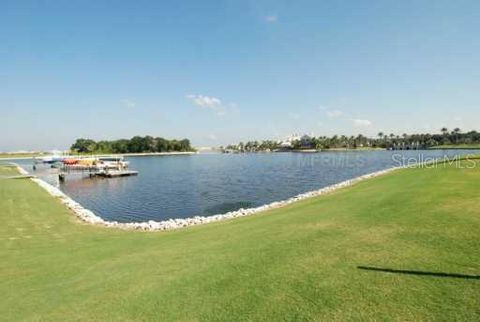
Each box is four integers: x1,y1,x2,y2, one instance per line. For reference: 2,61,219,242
278,134,303,148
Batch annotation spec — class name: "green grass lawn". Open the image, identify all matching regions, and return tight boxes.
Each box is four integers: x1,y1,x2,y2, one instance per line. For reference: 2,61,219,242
429,144,480,149
1,162,479,320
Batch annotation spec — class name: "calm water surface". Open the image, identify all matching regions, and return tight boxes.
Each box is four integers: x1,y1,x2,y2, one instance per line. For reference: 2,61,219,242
15,150,477,222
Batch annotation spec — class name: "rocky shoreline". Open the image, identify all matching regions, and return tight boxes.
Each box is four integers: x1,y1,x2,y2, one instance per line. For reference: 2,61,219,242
16,164,400,231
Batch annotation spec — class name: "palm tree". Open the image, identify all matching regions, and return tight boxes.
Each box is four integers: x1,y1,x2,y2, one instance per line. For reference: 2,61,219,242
440,127,450,145
453,128,461,144
376,132,384,147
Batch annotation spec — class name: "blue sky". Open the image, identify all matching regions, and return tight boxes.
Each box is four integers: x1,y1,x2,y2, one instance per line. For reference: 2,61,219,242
1,0,479,150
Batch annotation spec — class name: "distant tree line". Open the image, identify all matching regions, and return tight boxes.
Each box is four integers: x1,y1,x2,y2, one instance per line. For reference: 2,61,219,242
224,140,280,152
223,128,480,152
70,136,194,154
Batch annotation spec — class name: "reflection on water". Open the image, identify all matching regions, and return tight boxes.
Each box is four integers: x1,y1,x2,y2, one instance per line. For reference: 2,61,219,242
13,150,478,222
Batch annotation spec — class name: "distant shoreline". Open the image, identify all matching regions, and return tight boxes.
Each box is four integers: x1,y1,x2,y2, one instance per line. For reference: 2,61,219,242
114,151,197,157
0,151,198,160
3,146,480,161
292,147,385,153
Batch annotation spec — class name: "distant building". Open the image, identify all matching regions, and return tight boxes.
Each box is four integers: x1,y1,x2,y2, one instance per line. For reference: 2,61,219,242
278,134,300,148
278,134,312,149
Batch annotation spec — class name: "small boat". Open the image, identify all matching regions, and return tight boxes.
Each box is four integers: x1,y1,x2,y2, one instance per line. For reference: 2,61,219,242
97,156,129,169
35,155,66,164
63,158,79,165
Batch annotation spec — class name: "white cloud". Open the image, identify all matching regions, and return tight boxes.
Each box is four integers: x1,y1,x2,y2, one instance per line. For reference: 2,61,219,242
326,109,344,118
187,94,221,108
207,133,217,140
264,14,278,23
288,112,300,120
323,107,372,129
120,99,136,108
186,94,227,115
352,119,372,127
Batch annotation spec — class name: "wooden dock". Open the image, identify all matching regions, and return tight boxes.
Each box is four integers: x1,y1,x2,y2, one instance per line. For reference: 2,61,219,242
96,170,138,178
49,155,139,181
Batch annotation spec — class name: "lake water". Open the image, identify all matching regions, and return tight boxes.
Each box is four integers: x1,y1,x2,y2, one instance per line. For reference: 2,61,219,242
13,150,477,222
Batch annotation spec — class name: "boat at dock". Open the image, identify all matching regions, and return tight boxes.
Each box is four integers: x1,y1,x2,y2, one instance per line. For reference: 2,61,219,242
95,169,138,178
33,155,137,181
34,155,66,164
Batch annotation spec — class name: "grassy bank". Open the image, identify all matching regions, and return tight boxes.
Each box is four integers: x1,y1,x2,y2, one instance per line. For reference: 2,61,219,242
429,144,480,150
324,147,385,151
1,162,479,320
